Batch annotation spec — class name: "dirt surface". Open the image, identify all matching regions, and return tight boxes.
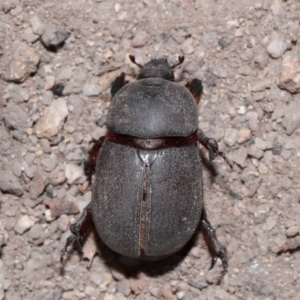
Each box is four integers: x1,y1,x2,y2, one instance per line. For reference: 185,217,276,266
1,0,300,299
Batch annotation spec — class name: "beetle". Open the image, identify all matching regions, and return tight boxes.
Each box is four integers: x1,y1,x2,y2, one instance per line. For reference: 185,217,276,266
61,55,232,284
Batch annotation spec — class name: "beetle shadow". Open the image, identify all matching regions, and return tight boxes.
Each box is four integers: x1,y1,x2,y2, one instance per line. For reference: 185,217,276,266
93,225,203,280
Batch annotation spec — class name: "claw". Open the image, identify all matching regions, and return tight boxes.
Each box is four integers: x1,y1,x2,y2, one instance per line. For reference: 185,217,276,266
209,256,218,270
60,235,75,263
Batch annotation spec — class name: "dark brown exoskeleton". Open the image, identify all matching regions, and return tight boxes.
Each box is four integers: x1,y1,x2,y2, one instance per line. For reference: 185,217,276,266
61,55,233,284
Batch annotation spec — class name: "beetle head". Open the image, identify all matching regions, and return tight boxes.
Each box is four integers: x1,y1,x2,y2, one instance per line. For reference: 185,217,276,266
129,55,184,81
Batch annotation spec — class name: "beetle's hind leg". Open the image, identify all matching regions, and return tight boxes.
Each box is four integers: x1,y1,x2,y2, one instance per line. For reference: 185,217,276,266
186,78,203,104
60,202,93,262
200,208,227,284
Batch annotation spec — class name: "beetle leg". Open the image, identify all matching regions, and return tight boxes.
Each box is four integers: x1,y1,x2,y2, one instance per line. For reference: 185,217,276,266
200,208,228,284
196,129,233,169
60,202,93,262
111,72,128,97
186,78,203,104
84,136,106,184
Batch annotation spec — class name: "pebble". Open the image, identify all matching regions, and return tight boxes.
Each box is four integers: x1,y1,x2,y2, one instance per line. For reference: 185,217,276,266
82,83,102,96
286,225,299,238
237,128,251,144
229,146,248,168
29,170,47,199
15,215,36,234
65,164,85,184
21,27,39,43
41,24,70,48
246,111,259,132
28,223,45,244
0,172,23,196
57,214,69,232
117,279,131,296
29,15,46,35
41,154,59,172
3,102,29,131
35,98,69,138
258,162,268,174
3,42,40,83
48,200,79,218
181,38,194,55
282,98,300,135
265,216,276,231
132,30,148,48
223,128,238,146
266,38,287,59
248,144,264,159
278,55,300,93
255,137,268,150
254,48,269,69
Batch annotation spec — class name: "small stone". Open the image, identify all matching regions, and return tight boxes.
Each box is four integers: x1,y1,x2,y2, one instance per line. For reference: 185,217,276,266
41,24,70,48
3,102,30,131
27,251,46,271
181,38,194,55
237,128,251,144
35,98,68,138
65,164,84,184
258,162,268,174
265,216,276,231
82,84,102,96
114,3,121,13
28,223,45,244
223,128,238,147
176,291,185,300
132,30,148,48
3,42,40,83
278,55,300,93
29,15,46,35
99,273,113,286
254,48,269,69
50,167,66,186
248,144,264,159
246,111,259,132
229,146,248,168
21,27,39,43
237,106,246,114
29,170,47,200
44,76,56,90
41,153,59,172
255,137,268,150
218,36,232,49
57,214,69,232
112,270,125,281
282,98,300,135
286,225,299,238
0,172,23,196
215,288,231,300
251,79,272,92
15,215,36,234
48,200,79,218
267,38,287,59
117,279,131,296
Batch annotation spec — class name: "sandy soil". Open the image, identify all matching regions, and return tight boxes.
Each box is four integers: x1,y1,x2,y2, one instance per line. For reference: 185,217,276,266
1,0,300,299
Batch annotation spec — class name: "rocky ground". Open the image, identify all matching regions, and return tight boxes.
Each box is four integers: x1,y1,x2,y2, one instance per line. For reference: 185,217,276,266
1,0,300,299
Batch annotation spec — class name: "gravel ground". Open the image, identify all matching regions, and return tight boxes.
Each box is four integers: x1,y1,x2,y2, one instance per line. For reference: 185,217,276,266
1,0,300,299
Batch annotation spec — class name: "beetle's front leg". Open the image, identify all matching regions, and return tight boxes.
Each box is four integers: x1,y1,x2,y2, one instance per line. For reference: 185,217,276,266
111,72,128,97
84,136,106,184
196,129,233,169
60,202,93,262
186,78,203,104
200,208,227,284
